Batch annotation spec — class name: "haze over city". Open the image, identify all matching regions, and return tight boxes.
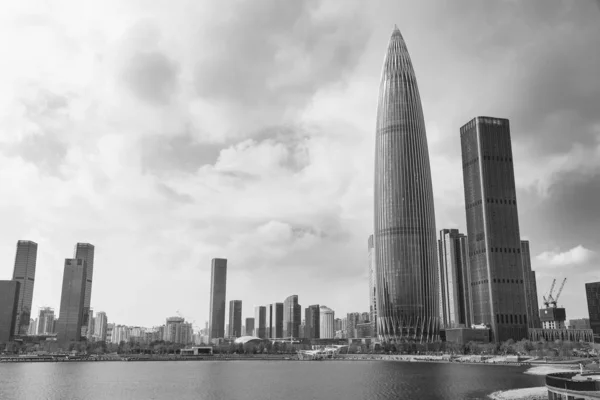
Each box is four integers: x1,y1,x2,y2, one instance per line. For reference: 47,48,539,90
0,0,599,329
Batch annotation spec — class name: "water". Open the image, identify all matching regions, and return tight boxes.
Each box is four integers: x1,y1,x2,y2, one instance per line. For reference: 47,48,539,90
0,361,545,400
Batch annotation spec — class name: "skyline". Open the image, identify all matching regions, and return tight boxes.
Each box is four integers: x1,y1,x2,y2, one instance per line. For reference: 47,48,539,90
0,1,599,328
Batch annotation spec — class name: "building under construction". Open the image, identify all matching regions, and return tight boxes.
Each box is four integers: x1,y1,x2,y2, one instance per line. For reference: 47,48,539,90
529,278,594,342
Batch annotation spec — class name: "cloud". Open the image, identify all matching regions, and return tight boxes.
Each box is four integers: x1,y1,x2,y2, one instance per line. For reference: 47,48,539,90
536,245,597,267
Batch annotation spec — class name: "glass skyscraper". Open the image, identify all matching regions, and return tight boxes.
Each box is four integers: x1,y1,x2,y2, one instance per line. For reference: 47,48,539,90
0,281,20,343
254,306,266,338
460,116,528,342
228,300,242,338
283,295,301,338
521,241,541,329
368,235,377,335
374,26,439,342
57,259,87,344
585,282,600,335
74,243,95,336
12,240,38,335
437,229,471,329
209,258,227,340
304,305,320,339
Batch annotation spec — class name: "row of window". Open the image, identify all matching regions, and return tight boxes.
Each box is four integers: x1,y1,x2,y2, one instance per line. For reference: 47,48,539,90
466,199,483,210
493,278,524,284
469,247,522,256
496,314,527,325
482,155,513,162
462,156,479,169
486,198,517,205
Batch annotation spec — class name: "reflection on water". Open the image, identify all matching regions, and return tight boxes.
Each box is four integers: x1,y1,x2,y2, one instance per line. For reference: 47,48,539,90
0,360,545,400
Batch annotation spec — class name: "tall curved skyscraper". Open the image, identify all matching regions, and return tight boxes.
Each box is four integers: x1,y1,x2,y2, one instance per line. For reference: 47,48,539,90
374,26,439,343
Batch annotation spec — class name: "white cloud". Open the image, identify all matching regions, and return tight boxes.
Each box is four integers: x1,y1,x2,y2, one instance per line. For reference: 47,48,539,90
535,245,597,267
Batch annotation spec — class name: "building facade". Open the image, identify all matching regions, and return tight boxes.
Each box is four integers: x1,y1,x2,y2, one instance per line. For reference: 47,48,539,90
437,229,471,329
270,303,284,339
585,282,600,335
254,306,266,338
37,307,55,335
209,258,227,340
521,241,541,329
74,243,95,337
346,312,360,339
568,318,591,330
304,305,320,339
0,281,20,343
228,300,242,338
374,26,439,343
283,295,301,338
12,240,38,335
461,116,528,342
319,306,335,339
368,235,377,336
56,258,87,344
94,311,108,342
245,318,255,336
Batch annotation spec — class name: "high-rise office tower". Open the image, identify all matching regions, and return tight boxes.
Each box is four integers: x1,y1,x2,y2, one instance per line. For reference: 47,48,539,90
57,259,87,344
585,282,600,335
245,318,255,336
374,26,439,343
521,241,541,329
254,306,266,338
208,258,227,340
283,295,301,338
265,304,272,338
304,305,320,339
94,311,108,342
437,229,471,329
368,235,377,335
270,302,283,339
74,243,95,336
319,306,335,339
37,307,55,335
346,312,360,339
12,240,38,335
461,116,528,342
0,281,20,343
228,300,242,338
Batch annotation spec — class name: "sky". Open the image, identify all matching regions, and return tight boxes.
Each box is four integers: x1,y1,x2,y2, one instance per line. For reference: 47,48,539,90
0,0,599,329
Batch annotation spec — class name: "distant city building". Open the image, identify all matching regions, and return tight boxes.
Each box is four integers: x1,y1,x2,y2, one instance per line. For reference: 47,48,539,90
12,240,38,335
209,258,227,340
319,306,334,339
355,322,373,338
74,243,95,338
374,27,439,343
346,313,360,339
86,309,95,341
299,322,305,339
585,282,600,334
270,303,284,339
112,324,130,344
569,318,591,330
254,306,266,338
164,317,192,344
245,318,255,336
106,323,114,343
56,258,87,344
334,318,342,332
304,305,320,339
0,281,20,343
28,318,37,335
437,229,471,328
283,295,301,338
94,311,108,342
368,234,377,335
521,241,541,329
228,300,242,338
37,307,55,335
461,116,528,342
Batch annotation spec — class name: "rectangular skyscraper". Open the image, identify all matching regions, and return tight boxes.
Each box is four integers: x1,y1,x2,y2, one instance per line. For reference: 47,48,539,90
521,241,541,329
271,303,283,339
208,258,227,340
228,300,242,338
74,243,95,336
283,295,301,338
37,307,55,335
585,282,600,335
57,259,87,344
437,229,471,328
245,318,254,336
94,311,108,342
12,240,38,335
0,281,20,343
304,305,320,339
461,116,528,342
254,306,266,338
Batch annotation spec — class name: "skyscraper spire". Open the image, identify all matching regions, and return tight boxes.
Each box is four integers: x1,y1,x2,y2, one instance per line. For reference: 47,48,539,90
374,26,439,343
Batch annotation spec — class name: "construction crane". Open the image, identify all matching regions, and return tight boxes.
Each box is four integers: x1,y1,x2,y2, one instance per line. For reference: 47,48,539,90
543,278,557,308
551,278,567,308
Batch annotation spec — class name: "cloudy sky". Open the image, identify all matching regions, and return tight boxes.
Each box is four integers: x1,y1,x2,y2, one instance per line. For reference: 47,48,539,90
0,0,599,329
